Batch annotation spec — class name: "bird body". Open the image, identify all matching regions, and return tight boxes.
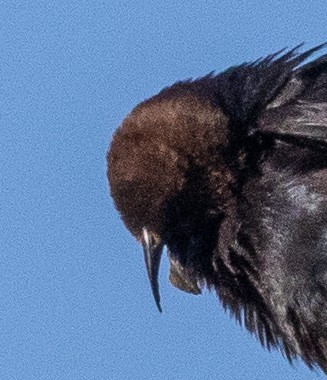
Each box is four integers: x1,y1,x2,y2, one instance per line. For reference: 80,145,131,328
108,45,327,372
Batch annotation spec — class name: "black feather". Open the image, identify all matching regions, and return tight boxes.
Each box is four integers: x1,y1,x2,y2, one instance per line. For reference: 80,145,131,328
108,45,327,373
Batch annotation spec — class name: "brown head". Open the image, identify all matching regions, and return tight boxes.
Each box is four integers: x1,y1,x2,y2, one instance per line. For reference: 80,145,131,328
107,80,234,311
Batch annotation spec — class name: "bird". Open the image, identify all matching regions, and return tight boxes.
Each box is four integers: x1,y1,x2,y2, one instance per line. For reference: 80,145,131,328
107,44,327,372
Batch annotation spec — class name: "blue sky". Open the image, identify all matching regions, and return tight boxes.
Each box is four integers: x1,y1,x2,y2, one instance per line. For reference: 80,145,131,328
1,1,326,379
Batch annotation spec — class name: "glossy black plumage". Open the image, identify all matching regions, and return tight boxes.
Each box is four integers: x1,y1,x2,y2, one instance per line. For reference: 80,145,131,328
107,45,327,372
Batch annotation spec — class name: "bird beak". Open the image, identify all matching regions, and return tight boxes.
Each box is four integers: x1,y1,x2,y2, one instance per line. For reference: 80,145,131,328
142,227,164,312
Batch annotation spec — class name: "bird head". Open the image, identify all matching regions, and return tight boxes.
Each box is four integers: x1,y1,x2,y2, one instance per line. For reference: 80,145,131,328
108,81,235,311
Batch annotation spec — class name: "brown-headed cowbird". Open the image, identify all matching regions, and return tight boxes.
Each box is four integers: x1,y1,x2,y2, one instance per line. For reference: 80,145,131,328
107,45,327,372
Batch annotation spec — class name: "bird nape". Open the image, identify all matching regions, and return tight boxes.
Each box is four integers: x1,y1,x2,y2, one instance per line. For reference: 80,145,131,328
107,44,327,373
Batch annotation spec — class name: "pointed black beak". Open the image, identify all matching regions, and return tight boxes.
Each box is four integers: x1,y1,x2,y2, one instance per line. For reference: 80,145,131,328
142,227,163,313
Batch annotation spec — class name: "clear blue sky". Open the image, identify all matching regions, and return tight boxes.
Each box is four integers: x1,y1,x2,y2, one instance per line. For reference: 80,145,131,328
1,1,326,379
